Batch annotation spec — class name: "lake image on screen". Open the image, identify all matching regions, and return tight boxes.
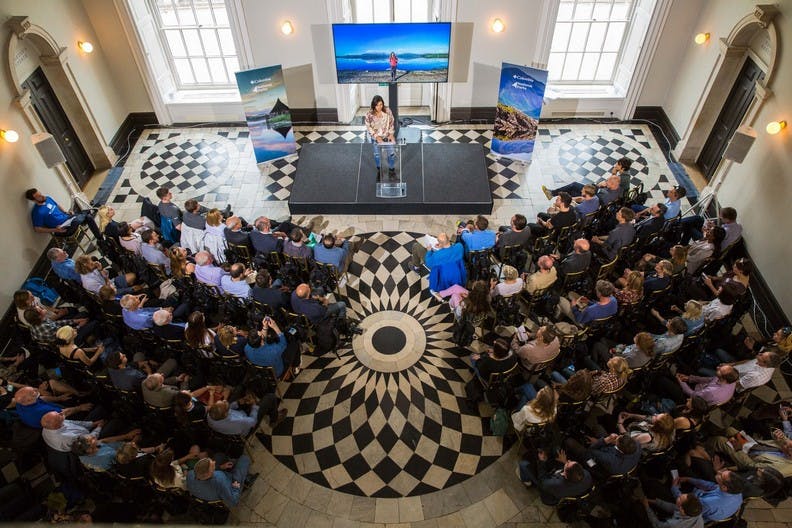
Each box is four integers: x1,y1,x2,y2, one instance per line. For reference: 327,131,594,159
333,23,450,84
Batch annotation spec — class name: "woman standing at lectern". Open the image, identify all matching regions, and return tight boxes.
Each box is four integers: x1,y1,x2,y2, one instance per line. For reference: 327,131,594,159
365,95,396,177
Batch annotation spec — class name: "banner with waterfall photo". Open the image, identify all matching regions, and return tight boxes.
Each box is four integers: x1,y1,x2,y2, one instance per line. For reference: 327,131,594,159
235,65,296,164
491,63,548,162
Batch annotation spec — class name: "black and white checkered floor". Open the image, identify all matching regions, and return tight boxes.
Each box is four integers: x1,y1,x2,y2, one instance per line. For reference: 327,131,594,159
103,122,708,504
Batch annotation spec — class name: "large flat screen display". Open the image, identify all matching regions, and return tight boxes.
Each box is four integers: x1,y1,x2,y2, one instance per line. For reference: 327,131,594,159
332,22,451,84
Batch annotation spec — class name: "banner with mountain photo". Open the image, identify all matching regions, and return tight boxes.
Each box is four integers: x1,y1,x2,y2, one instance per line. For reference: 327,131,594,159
235,65,296,164
491,63,548,162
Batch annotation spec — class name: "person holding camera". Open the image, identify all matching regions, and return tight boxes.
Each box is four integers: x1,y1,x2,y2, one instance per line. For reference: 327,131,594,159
244,315,300,378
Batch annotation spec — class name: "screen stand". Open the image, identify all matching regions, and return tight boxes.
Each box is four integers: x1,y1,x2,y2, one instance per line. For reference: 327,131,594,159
375,143,405,198
389,82,399,137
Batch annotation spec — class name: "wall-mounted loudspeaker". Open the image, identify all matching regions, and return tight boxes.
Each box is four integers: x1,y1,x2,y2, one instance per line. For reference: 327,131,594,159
722,125,757,163
31,132,66,168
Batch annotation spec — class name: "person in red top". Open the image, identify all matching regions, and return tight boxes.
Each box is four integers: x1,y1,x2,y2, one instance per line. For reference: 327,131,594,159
389,51,398,80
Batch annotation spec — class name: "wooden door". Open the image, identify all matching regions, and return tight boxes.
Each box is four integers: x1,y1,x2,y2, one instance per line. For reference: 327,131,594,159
22,68,94,187
697,58,764,181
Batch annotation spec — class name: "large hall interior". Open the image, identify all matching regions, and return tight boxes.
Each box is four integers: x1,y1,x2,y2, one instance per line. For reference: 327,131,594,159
1,0,792,526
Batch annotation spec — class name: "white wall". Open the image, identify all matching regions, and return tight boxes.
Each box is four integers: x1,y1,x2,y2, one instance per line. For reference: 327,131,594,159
656,0,792,318
0,0,141,311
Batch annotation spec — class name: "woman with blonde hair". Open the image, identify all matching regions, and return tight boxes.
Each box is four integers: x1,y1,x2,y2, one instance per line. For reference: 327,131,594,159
56,325,104,367
651,299,704,336
592,331,655,369
97,205,154,240
512,386,558,431
614,270,643,305
14,289,70,327
617,411,675,453
202,208,227,263
490,265,524,299
591,356,631,396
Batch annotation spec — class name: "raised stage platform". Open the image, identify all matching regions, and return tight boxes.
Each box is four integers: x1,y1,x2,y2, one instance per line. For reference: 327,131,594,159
288,143,492,215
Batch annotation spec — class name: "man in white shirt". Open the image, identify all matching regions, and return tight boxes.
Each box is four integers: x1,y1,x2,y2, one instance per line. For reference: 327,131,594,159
733,351,781,391
41,411,103,452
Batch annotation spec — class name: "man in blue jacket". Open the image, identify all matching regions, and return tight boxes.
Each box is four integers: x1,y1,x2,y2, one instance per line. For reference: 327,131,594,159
187,455,257,508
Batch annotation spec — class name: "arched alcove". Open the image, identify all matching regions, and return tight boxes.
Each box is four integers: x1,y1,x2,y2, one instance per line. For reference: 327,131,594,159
674,5,779,164
5,16,116,203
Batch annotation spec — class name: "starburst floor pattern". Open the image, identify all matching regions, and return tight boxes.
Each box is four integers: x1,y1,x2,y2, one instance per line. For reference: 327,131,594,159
258,232,513,497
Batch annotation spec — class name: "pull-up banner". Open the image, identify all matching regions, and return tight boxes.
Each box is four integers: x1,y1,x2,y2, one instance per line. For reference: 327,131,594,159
491,62,548,162
235,65,297,164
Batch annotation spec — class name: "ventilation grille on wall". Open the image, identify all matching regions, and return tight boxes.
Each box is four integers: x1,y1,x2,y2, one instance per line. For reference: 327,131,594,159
551,111,607,117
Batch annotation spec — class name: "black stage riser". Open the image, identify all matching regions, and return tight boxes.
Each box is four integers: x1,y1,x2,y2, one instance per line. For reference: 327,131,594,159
288,143,493,215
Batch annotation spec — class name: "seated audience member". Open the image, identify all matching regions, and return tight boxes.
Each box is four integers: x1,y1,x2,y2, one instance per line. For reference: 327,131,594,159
686,225,725,275
186,455,255,508
40,410,103,452
558,280,618,326
151,308,187,340
120,293,159,330
244,316,299,378
653,317,687,356
207,393,273,437
97,205,153,241
24,308,91,346
543,157,632,201
636,187,684,221
511,325,560,370
283,228,312,259
675,365,738,406
224,215,252,252
737,466,785,500
518,449,593,506
652,300,704,337
71,429,142,471
591,207,636,261
681,206,742,248
203,209,228,262
672,472,744,523
182,199,207,230
220,263,252,299
291,283,347,324
643,259,673,295
13,386,94,429
471,338,519,380
156,187,183,230
573,184,600,218
251,270,289,311
214,325,247,358
490,265,524,299
591,356,631,396
98,285,122,315
701,284,740,323
554,238,591,277
591,331,655,369
422,233,467,294
700,351,781,392
642,493,703,528
567,432,641,477
75,255,137,295
250,217,281,254
143,372,188,408
169,246,195,281
115,441,162,479
14,289,73,327
528,192,577,237
458,215,496,253
55,325,105,367
185,311,216,356
118,222,143,255
194,251,229,289
634,203,667,242
173,390,208,428
614,270,644,306
314,233,350,272
140,230,172,274
706,418,792,479
512,386,558,431
495,214,532,259
525,255,558,294
25,188,102,239
150,447,202,490
106,350,178,392
47,247,82,282
438,279,490,321
699,257,751,301
617,412,675,453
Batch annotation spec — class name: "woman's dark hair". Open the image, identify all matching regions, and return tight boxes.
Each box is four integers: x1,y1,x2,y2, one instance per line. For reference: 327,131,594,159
557,369,592,402
756,467,784,497
688,396,708,420
462,281,491,317
370,95,386,112
150,449,177,486
264,326,279,345
118,221,132,237
173,391,192,426
733,258,752,276
492,338,510,359
709,226,726,258
184,311,207,348
246,330,262,349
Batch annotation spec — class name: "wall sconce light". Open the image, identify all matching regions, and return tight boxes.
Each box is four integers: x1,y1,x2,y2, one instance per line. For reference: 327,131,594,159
280,21,294,36
77,41,94,53
694,32,710,45
0,129,20,143
491,18,505,33
766,120,787,135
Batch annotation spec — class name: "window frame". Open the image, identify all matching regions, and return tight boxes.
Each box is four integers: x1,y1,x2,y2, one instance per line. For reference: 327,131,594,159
548,0,637,85
146,0,242,90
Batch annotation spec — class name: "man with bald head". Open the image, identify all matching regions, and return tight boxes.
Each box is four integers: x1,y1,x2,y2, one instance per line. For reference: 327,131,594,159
186,454,254,508
555,238,592,277
290,283,347,324
194,250,229,289
41,410,104,452
13,386,94,429
525,255,558,294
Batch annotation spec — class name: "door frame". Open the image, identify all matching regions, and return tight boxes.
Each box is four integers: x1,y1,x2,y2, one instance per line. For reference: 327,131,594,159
5,16,116,203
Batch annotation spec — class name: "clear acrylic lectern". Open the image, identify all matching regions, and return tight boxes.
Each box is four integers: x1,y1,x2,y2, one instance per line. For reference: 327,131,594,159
375,142,406,198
